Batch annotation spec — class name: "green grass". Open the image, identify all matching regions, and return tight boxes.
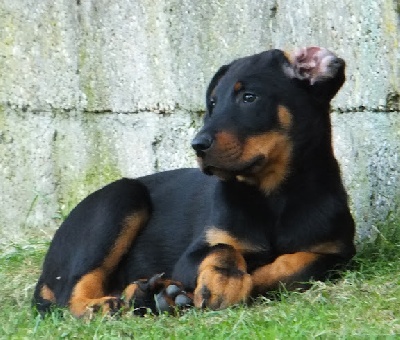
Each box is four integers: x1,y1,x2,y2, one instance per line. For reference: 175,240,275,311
0,232,399,339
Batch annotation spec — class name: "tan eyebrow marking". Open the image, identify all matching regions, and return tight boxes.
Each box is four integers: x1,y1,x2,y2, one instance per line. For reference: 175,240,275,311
234,81,243,92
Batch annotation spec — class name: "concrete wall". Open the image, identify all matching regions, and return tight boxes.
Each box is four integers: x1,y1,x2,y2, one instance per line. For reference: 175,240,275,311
0,0,399,247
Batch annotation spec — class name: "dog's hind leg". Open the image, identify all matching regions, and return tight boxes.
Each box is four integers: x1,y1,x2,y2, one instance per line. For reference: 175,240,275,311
33,178,151,318
68,209,149,317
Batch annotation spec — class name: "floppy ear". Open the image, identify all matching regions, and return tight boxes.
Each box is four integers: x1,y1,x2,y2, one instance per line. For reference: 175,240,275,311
284,47,346,102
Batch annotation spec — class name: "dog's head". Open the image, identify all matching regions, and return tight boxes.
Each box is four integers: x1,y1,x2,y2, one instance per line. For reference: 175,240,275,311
192,47,345,193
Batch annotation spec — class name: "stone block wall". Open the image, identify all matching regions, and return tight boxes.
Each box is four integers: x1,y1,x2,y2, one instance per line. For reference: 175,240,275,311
0,0,399,247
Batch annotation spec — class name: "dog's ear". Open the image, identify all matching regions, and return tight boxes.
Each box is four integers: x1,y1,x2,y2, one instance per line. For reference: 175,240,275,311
206,64,231,102
283,47,345,103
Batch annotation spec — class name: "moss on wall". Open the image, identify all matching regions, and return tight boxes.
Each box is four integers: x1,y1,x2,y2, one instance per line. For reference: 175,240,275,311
55,160,121,221
51,113,122,220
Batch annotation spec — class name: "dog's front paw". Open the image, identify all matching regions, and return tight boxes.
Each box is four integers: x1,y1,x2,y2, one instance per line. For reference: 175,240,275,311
124,273,193,315
194,245,252,310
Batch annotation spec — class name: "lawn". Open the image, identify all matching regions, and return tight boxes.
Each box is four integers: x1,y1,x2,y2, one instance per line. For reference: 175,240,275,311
0,228,399,339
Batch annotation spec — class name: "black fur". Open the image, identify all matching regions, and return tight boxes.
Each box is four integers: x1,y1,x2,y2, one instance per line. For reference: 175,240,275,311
33,48,355,316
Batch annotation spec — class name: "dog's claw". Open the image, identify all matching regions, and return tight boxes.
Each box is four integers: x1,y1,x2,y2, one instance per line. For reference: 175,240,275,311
129,273,193,315
175,293,193,307
165,284,181,296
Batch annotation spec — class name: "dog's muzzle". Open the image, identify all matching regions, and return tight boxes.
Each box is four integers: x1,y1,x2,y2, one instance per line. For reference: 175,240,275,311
191,133,214,157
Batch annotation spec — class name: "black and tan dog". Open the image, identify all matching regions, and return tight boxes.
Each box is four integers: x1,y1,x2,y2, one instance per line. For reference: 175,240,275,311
33,47,355,317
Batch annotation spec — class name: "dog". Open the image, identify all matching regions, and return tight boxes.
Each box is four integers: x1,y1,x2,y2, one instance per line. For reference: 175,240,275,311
33,47,356,317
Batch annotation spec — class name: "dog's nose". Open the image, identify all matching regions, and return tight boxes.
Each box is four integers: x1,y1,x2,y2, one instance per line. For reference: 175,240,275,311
191,134,213,153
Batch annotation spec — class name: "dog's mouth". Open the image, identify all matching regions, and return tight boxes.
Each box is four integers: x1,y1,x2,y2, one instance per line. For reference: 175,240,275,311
202,155,266,178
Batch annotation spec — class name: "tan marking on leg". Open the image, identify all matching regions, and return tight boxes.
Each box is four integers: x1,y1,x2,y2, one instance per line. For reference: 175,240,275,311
40,284,56,303
205,227,264,253
69,209,149,317
103,211,149,271
122,283,140,302
194,247,252,310
69,269,114,317
252,252,319,292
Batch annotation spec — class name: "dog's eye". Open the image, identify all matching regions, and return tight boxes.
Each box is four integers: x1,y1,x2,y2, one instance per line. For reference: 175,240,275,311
208,98,216,115
242,93,257,103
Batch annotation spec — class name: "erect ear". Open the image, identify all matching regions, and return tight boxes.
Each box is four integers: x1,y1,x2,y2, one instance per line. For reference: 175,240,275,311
283,47,346,102
206,63,231,102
